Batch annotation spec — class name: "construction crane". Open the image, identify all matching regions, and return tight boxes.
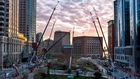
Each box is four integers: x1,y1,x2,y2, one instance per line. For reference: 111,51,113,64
90,12,106,59
92,7,114,68
41,20,57,60
28,1,59,72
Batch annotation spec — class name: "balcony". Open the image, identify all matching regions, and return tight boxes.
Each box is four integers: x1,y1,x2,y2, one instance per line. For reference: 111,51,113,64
0,20,4,23
0,0,4,3
0,15,4,18
0,5,4,8
0,31,4,34
0,11,4,13
0,25,4,28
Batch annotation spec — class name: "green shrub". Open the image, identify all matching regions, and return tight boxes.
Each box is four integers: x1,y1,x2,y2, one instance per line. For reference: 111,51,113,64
34,72,46,79
94,72,102,79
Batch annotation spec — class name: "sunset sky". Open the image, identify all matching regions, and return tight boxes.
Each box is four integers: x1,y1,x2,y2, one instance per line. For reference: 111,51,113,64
36,0,114,44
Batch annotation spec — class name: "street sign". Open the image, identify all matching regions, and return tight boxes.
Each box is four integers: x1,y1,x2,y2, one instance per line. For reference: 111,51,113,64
63,46,73,48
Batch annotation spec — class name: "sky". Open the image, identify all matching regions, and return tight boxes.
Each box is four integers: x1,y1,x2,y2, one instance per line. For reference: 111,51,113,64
36,0,114,43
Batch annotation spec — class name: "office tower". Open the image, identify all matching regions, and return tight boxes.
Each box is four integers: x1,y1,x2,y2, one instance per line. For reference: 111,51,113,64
73,36,103,58
0,0,22,70
36,32,43,42
53,30,70,53
113,0,140,74
114,1,118,47
108,20,114,62
40,39,54,53
19,0,36,42
129,0,140,73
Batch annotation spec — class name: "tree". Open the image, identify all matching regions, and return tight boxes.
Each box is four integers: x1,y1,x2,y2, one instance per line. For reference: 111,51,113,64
94,72,102,79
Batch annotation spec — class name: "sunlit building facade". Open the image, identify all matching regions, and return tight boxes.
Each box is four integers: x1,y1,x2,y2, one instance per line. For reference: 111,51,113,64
0,0,22,70
108,20,114,62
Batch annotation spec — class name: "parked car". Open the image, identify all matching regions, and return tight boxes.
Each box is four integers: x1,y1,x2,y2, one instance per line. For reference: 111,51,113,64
107,71,112,75
76,69,82,74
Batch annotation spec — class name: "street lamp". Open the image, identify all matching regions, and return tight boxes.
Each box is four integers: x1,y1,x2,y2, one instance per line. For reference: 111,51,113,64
68,47,72,73
4,70,6,78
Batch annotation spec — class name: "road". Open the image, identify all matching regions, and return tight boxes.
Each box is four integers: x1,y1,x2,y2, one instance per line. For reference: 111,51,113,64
0,59,138,79
92,59,138,79
0,63,28,79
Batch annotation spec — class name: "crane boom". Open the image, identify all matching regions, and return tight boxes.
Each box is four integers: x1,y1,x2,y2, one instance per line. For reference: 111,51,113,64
90,12,106,59
44,33,68,55
46,20,57,49
29,1,59,69
93,7,114,67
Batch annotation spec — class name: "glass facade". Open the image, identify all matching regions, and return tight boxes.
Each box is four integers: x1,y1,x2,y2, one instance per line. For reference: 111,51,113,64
26,0,36,42
117,0,130,47
114,1,118,47
137,0,140,45
129,0,140,71
130,0,135,45
114,0,131,69
19,0,36,42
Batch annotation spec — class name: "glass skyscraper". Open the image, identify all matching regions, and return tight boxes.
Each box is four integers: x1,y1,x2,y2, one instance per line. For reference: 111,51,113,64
129,0,140,72
114,0,131,70
19,0,36,42
114,0,140,74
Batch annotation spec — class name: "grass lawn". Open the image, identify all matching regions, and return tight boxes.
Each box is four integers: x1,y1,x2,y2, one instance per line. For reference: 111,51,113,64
44,75,107,79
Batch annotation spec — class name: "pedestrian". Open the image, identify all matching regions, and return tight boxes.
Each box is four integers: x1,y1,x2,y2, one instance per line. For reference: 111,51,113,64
125,76,128,79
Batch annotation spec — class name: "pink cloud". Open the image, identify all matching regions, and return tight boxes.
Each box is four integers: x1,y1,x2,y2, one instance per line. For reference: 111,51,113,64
36,0,114,42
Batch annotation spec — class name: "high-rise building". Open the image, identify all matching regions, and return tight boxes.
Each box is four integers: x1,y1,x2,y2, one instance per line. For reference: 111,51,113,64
108,20,114,62
0,0,22,70
36,32,43,42
114,0,130,68
73,36,103,59
19,0,36,42
114,0,140,74
53,30,70,53
40,39,54,53
129,0,140,73
114,1,118,47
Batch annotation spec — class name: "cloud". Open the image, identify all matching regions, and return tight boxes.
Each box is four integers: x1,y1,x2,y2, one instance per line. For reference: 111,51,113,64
37,0,114,42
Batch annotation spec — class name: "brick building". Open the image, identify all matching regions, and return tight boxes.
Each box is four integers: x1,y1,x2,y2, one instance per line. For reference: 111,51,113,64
73,36,103,59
